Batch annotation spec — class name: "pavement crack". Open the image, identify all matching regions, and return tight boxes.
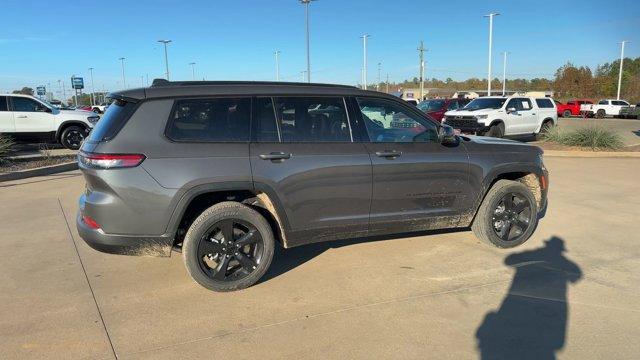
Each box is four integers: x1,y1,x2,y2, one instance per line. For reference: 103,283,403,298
57,198,118,360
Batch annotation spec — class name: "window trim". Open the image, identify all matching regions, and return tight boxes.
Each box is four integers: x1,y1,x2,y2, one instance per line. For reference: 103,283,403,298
163,96,253,143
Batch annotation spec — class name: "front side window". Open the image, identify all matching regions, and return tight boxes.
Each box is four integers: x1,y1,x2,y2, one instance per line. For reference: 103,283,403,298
598,100,608,105
12,97,41,112
273,97,351,142
166,98,250,142
357,97,438,143
0,96,7,111
507,98,533,111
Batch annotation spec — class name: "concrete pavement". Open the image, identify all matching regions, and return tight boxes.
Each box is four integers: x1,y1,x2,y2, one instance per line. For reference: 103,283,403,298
1,157,639,359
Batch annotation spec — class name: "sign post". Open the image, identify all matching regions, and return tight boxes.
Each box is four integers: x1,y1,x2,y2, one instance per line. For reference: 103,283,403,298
36,86,46,99
71,76,84,107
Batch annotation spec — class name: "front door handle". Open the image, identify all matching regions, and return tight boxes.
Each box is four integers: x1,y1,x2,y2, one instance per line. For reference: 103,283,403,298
16,115,27,118
375,150,402,158
259,152,291,161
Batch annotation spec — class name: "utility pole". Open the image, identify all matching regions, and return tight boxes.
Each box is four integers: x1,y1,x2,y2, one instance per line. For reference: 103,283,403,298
88,67,95,106
300,0,315,83
145,74,149,87
617,40,629,100
361,34,370,90
274,50,281,81
501,52,509,96
189,62,196,80
418,41,426,100
484,13,499,96
118,57,126,89
386,73,389,93
377,62,381,90
158,40,172,80
61,80,66,103
300,70,307,82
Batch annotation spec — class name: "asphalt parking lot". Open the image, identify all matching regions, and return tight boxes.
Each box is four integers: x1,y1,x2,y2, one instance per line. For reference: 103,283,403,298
1,157,639,359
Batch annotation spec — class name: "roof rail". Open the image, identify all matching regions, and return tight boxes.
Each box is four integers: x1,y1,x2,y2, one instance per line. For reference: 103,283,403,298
150,78,357,89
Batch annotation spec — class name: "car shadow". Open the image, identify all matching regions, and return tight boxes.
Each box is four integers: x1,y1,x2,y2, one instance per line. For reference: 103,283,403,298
260,227,468,284
475,236,582,360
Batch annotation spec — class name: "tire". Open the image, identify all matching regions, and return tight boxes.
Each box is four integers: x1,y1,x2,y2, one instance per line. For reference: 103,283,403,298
486,122,505,138
60,125,86,150
471,179,538,249
535,120,553,141
182,201,275,292
562,110,572,118
596,109,605,119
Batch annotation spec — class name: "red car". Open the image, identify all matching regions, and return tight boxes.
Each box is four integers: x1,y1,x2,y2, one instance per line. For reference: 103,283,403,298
416,98,470,121
555,99,593,117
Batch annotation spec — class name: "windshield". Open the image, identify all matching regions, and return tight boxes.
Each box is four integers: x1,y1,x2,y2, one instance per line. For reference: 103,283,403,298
463,98,507,110
417,99,446,112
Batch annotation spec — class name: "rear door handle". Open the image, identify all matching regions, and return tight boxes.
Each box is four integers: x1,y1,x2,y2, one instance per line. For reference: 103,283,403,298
375,150,402,158
259,152,291,161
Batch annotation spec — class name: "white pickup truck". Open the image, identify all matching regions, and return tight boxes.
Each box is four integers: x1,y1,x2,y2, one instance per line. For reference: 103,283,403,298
580,99,630,118
442,96,557,139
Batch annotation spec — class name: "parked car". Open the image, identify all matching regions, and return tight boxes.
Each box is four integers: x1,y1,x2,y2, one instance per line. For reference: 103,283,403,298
442,96,557,139
91,103,109,113
417,98,471,122
618,103,639,119
403,98,418,106
580,99,630,118
76,80,549,292
555,99,593,117
0,94,99,149
76,105,93,112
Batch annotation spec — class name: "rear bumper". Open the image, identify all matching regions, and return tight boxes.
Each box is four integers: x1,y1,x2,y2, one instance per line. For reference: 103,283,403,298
76,212,172,256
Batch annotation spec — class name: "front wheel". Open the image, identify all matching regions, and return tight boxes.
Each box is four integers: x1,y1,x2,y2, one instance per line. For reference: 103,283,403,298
60,125,86,150
562,110,572,118
182,202,275,292
472,180,538,248
485,123,504,138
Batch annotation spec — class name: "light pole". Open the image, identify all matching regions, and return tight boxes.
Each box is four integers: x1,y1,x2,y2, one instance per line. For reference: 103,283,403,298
88,67,95,106
158,39,172,80
300,70,307,82
274,50,281,81
501,52,509,96
361,34,370,90
484,12,499,96
300,0,315,83
617,41,629,100
189,62,196,80
418,41,426,100
377,62,381,90
118,57,126,89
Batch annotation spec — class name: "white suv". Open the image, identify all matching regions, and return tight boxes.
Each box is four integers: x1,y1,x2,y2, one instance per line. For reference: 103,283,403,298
442,96,557,138
0,94,99,149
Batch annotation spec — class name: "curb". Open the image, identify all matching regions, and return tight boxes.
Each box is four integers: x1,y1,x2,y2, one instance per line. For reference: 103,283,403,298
0,161,79,182
543,150,640,158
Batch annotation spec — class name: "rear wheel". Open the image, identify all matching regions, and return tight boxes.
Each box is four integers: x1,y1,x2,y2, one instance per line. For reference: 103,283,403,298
472,180,538,248
486,122,504,138
60,125,86,150
535,120,553,141
182,202,275,292
562,110,572,118
596,109,605,119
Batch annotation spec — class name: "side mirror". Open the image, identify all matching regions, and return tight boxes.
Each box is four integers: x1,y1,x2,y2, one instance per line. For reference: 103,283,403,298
506,107,516,113
438,124,457,144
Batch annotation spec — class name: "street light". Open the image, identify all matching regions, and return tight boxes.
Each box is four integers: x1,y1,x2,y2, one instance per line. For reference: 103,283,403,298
189,62,196,81
158,39,172,80
484,12,499,96
300,0,315,83
118,57,126,89
377,62,381,90
617,41,629,100
88,67,95,106
501,52,509,96
274,50,281,81
300,70,307,82
361,34,370,90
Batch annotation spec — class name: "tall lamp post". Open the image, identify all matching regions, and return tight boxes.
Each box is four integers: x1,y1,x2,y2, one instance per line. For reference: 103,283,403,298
300,0,315,83
88,67,95,106
484,12,499,96
617,41,629,100
361,34,370,90
158,39,172,80
501,52,509,96
118,57,126,89
189,62,196,81
274,50,281,81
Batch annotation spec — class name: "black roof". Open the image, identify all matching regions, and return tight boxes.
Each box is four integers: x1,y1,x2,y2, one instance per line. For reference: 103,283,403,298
110,79,391,101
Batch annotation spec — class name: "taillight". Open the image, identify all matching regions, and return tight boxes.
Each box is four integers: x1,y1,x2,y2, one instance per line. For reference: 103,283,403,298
78,151,145,169
82,214,101,230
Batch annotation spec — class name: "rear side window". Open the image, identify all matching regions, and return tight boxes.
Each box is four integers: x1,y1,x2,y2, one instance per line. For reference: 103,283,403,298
0,96,7,111
612,100,628,106
166,98,250,142
273,97,351,142
535,99,554,108
87,100,137,142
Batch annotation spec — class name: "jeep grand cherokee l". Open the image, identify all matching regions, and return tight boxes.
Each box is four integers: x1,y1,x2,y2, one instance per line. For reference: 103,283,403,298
76,80,548,292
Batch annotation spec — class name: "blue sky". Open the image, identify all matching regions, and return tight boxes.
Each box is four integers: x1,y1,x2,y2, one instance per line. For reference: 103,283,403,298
1,0,638,95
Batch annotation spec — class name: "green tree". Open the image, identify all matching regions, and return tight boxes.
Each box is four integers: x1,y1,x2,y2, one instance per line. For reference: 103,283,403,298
12,87,34,95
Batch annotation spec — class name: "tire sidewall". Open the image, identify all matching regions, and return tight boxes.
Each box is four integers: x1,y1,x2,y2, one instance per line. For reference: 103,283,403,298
562,110,571,118
60,126,85,150
182,202,275,292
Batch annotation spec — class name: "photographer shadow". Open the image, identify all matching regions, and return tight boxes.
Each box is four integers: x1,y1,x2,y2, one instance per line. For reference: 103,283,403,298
476,236,582,360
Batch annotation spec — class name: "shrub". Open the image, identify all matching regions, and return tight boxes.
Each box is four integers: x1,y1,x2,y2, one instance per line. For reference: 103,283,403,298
0,135,14,158
541,125,564,143
543,126,623,150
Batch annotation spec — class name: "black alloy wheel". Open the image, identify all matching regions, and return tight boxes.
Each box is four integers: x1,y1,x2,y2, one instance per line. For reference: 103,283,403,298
491,192,533,242
61,126,85,150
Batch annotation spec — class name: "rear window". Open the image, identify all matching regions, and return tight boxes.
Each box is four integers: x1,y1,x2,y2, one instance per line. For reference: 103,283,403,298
87,100,137,142
166,98,250,142
535,99,554,108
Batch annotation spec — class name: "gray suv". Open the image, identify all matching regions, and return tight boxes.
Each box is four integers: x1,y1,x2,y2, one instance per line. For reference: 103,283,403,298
76,80,548,292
